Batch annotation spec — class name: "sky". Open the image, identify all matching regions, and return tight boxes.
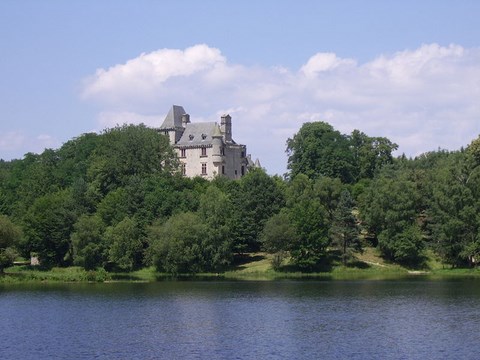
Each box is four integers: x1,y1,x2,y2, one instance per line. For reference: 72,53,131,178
1,1,480,175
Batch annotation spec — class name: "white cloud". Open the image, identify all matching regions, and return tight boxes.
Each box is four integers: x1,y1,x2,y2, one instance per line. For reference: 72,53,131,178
0,132,60,161
82,43,480,175
97,111,164,129
82,44,226,106
0,131,25,151
300,53,356,77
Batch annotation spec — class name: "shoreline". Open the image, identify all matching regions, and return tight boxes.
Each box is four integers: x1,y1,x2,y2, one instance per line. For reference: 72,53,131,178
2,265,480,284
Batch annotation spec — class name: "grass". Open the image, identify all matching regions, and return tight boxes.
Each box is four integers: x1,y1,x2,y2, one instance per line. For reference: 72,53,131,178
3,248,480,283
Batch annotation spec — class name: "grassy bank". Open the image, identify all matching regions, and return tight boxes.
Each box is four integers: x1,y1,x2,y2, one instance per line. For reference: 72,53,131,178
3,249,480,283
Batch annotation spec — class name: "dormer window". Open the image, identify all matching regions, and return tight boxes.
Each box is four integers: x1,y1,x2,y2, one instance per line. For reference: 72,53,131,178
201,134,207,140
189,134,194,141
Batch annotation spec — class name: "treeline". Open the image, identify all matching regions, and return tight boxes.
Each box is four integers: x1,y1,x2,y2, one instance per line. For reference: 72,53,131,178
1,122,480,274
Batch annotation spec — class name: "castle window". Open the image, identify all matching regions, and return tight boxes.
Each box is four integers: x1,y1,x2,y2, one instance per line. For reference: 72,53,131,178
222,166,225,175
241,151,245,158
180,148,186,158
181,163,186,176
200,147,207,157
201,163,207,175
241,166,245,176
189,134,194,141
201,133,207,140
221,147,225,156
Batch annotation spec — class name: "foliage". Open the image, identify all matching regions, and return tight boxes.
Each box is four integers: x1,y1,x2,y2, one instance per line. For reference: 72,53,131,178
286,122,354,183
71,215,106,270
359,169,425,266
147,212,209,274
2,119,480,274
229,168,285,252
286,175,330,270
22,190,77,267
104,216,143,271
0,215,21,271
198,185,234,269
87,124,176,196
260,210,297,270
330,190,361,265
286,122,397,183
427,153,480,267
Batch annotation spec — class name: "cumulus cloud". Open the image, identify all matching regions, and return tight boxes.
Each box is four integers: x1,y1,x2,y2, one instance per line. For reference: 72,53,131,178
82,43,480,175
82,44,226,105
300,53,356,77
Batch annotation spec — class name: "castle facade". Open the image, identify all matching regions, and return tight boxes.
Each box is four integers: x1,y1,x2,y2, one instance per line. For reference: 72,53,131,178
159,105,257,179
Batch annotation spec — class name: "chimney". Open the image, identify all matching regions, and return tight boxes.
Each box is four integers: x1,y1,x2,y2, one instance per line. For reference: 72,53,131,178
220,114,232,142
181,113,190,127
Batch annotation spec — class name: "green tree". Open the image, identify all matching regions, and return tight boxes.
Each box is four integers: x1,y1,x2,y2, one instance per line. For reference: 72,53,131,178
104,216,143,271
147,212,209,274
0,215,22,272
229,168,285,252
313,176,344,221
260,210,298,270
22,190,76,267
359,169,425,266
285,174,330,270
427,153,480,267
330,190,361,266
350,130,398,180
71,215,106,270
198,185,234,269
87,124,176,197
96,187,130,226
286,122,355,183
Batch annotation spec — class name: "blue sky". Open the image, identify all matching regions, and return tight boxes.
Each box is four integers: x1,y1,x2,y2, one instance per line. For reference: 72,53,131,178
1,1,480,175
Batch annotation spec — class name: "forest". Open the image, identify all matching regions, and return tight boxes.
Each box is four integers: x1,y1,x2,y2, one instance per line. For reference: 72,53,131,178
1,122,480,275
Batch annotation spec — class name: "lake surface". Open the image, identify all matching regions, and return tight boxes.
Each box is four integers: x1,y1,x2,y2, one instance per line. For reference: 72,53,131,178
1,279,480,359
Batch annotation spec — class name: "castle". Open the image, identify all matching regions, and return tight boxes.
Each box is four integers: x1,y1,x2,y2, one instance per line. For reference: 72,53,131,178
159,105,258,179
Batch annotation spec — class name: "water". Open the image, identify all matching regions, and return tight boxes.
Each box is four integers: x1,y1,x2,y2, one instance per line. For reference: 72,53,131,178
1,279,479,359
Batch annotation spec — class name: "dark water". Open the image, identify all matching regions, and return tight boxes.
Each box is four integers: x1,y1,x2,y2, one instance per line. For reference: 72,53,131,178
1,279,479,359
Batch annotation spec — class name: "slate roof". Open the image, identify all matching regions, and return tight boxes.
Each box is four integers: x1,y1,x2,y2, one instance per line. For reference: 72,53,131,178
176,122,221,147
160,105,186,129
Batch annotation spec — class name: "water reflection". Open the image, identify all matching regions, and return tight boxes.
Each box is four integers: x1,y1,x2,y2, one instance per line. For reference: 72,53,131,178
1,280,480,359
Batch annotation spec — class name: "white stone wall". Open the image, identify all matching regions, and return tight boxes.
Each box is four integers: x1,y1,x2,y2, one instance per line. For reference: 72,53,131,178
178,146,220,180
176,143,247,180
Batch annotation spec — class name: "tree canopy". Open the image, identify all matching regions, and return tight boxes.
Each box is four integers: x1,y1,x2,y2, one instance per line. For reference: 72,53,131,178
1,121,479,274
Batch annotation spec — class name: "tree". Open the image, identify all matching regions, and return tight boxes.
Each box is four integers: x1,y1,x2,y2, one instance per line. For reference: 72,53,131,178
260,211,298,270
87,124,177,197
71,215,106,270
0,215,22,272
350,130,398,180
104,216,143,271
147,212,209,274
286,122,354,183
359,169,425,266
229,168,285,252
285,175,330,270
427,153,480,267
22,190,77,267
197,185,234,269
330,190,361,266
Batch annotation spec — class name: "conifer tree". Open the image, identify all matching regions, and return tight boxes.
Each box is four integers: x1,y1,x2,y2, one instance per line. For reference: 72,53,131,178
330,190,360,266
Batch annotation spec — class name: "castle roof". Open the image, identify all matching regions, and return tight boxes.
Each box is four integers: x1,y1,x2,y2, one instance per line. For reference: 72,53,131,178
176,122,222,147
160,105,186,129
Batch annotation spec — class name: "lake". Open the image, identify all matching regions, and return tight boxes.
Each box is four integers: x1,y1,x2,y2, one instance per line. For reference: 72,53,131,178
1,279,479,359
